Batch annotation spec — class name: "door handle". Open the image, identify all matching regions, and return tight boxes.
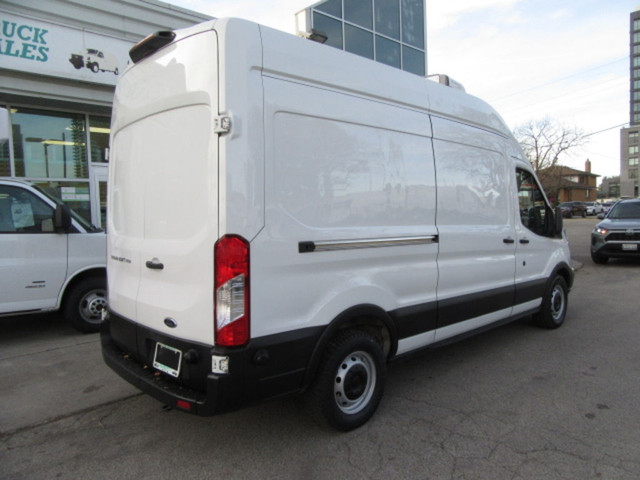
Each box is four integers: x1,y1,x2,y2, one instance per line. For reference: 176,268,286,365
503,237,515,244
520,238,530,244
146,259,164,270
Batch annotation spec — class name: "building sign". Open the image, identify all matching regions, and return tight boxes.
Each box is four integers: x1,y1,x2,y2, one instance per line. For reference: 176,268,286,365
0,11,133,86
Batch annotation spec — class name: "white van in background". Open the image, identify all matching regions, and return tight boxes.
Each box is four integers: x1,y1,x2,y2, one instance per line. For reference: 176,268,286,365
102,18,573,431
0,179,107,332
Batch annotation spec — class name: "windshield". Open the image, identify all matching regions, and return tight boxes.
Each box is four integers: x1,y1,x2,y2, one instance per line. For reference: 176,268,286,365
608,201,640,219
33,184,102,232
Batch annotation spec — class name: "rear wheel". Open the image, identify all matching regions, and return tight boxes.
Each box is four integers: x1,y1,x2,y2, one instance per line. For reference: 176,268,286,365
310,329,386,431
533,276,568,329
63,276,107,333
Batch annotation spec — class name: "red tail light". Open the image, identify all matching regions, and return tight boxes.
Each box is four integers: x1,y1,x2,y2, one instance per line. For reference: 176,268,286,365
214,235,250,346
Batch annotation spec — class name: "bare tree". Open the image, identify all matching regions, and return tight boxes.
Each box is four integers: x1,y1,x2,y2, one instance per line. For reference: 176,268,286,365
513,117,587,173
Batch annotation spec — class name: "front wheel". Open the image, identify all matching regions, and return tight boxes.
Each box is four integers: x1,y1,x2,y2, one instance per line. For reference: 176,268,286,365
591,250,609,264
310,329,386,431
63,276,107,333
533,276,568,329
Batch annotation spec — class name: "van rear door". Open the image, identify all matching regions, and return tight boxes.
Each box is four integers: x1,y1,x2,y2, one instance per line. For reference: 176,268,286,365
108,29,219,345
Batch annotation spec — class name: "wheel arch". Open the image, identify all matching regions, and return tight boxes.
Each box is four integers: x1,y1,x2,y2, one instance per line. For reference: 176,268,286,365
303,304,397,388
59,267,107,309
551,261,574,291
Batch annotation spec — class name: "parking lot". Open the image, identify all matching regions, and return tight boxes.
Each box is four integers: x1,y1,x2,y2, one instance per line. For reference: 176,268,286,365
2,216,640,479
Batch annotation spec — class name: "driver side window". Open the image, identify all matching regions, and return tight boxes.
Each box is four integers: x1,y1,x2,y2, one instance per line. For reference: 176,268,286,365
516,169,549,237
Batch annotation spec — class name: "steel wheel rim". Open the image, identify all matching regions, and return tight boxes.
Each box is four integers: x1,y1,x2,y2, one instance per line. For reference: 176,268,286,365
80,289,108,323
333,350,376,414
550,284,565,322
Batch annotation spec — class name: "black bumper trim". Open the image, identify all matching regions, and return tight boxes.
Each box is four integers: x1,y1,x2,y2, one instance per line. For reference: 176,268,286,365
101,312,323,416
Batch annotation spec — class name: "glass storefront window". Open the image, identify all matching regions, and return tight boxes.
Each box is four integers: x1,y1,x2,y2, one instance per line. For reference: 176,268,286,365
375,35,401,68
33,180,92,224
375,0,400,40
402,44,425,75
345,24,374,60
89,116,110,163
401,0,424,49
316,0,342,18
309,0,426,76
314,12,343,49
0,107,9,177
345,0,373,30
12,108,88,179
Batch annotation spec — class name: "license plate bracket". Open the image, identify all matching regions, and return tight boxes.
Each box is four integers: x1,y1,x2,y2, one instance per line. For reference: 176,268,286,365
622,243,638,251
153,342,182,378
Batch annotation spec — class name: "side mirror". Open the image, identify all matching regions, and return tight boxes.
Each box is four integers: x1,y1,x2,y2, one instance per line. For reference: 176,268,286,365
597,212,605,219
553,206,564,237
54,204,72,232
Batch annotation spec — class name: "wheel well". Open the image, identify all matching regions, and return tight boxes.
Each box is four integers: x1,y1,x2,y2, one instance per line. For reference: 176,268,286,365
61,268,106,307
303,305,396,388
553,263,574,291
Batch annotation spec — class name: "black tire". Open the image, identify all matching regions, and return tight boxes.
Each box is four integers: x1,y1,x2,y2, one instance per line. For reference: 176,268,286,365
90,63,99,73
581,210,586,218
591,250,609,264
63,276,107,333
533,276,568,329
310,329,386,431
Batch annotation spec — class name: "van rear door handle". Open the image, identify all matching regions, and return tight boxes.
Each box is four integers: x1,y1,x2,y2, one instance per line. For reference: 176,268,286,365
146,259,164,270
503,237,515,244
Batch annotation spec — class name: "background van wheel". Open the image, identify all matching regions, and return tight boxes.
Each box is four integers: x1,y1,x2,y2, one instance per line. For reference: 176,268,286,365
63,276,107,333
310,329,386,431
533,276,568,329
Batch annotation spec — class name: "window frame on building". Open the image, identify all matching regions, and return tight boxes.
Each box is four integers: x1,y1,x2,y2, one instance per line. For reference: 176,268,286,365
0,103,110,226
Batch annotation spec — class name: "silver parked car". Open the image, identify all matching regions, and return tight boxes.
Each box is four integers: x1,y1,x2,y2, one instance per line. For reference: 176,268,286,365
591,199,640,264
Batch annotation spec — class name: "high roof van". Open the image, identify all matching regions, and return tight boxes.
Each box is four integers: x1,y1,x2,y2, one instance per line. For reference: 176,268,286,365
101,18,573,431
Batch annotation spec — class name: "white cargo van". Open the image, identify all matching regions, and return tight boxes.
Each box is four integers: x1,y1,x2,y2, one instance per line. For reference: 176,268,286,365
102,18,573,431
0,179,107,332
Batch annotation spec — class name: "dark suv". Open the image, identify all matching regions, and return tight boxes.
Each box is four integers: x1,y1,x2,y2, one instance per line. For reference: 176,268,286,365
591,199,640,264
558,201,587,218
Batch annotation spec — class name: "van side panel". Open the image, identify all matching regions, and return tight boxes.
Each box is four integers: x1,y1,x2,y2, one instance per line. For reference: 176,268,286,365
217,19,265,240
252,76,438,343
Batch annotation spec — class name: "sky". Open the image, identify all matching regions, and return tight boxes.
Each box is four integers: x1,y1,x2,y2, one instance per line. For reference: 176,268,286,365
168,0,639,183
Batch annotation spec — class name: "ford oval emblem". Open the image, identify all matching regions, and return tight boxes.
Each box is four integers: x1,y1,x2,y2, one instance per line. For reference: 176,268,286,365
164,318,178,328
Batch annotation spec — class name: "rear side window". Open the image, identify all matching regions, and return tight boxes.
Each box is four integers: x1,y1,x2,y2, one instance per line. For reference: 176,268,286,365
0,185,55,233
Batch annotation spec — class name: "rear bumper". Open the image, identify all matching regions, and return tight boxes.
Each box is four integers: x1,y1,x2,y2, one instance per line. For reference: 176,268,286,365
101,311,322,416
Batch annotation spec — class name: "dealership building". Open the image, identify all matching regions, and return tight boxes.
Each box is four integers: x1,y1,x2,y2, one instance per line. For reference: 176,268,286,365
1,0,427,228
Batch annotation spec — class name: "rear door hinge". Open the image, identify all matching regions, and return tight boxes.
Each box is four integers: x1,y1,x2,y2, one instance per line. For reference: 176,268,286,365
214,115,232,135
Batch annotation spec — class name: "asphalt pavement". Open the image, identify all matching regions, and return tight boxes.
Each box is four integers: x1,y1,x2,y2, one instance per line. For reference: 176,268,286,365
1,216,640,479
